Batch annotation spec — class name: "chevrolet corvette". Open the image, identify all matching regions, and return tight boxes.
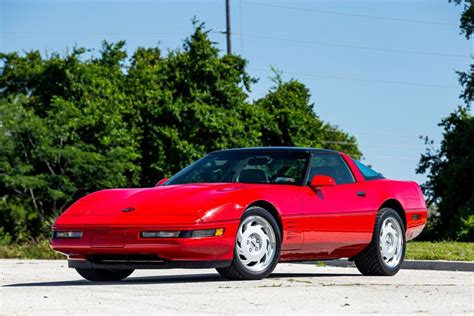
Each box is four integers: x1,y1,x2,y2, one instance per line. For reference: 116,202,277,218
51,147,427,281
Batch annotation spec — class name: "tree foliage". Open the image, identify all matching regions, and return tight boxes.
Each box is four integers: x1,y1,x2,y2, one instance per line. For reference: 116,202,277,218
0,45,140,240
450,0,474,39
450,0,473,104
417,108,474,241
0,25,360,241
416,2,474,241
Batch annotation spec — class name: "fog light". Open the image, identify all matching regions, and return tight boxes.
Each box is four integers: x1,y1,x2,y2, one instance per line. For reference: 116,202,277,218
141,231,180,238
54,231,83,239
191,228,225,238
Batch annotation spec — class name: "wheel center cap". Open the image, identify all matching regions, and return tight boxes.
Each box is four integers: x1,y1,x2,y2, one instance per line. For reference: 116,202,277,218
386,234,393,246
247,234,261,252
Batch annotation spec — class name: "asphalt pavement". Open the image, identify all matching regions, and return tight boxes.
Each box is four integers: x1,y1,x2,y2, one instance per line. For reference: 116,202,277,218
1,259,473,315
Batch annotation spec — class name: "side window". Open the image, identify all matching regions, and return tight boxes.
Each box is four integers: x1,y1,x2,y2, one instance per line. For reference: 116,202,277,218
308,154,355,185
353,160,384,180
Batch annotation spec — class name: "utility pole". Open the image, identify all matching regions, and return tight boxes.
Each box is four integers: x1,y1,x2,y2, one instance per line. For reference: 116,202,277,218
225,0,232,55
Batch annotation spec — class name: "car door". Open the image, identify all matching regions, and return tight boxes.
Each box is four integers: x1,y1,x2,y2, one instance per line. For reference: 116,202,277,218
300,153,374,257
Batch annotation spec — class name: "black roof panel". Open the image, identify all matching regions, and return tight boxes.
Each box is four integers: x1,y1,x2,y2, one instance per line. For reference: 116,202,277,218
209,146,340,155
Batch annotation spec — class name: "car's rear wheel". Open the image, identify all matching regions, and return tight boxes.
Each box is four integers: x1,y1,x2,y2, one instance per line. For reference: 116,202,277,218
76,268,134,282
216,206,281,280
354,207,405,276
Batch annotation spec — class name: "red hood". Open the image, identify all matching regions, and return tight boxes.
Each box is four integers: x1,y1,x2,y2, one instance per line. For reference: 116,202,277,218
54,183,245,226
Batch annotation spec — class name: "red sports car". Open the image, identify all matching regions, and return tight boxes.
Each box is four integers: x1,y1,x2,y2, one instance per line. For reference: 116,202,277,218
51,147,427,281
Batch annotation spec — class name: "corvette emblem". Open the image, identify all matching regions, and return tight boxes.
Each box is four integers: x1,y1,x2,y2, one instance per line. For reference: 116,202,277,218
121,207,135,213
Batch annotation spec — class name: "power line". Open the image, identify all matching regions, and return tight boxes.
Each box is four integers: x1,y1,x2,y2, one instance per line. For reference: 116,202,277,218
363,154,416,161
1,31,183,36
7,31,466,60
244,1,457,27
248,67,458,89
233,33,469,59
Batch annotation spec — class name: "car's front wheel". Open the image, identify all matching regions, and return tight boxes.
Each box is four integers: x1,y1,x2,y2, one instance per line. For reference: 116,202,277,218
354,207,406,276
76,268,134,282
216,206,281,280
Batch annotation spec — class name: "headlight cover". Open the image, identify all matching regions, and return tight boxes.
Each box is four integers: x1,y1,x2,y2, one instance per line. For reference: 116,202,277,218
140,228,224,238
141,231,180,238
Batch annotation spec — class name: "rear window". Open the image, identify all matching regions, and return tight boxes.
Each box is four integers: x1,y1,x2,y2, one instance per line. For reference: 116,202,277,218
353,160,385,181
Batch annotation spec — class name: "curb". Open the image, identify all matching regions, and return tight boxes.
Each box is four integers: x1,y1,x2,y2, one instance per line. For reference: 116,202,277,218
316,259,474,272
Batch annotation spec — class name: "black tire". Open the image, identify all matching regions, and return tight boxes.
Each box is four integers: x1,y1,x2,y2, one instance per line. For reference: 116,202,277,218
216,206,281,280
76,268,134,282
354,207,406,276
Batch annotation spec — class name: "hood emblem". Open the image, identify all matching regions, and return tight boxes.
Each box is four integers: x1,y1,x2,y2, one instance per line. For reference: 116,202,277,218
121,207,135,213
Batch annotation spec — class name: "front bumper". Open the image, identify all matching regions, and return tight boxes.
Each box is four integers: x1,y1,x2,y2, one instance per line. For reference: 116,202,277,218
68,255,231,270
50,220,239,265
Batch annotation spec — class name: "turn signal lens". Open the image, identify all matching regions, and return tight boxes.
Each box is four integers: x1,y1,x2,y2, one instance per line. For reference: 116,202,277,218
54,231,83,239
141,231,180,238
191,228,225,238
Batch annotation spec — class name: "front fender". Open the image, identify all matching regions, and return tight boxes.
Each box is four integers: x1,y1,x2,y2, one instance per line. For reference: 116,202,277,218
199,202,245,223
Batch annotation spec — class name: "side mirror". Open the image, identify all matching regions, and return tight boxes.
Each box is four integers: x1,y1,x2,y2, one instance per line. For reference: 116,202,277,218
155,177,169,187
310,175,335,190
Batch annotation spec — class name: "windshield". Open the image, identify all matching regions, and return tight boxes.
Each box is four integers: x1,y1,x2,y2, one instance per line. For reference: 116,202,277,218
166,151,310,186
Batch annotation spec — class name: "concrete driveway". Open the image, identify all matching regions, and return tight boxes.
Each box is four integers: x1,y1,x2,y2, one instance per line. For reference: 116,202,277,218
1,259,473,315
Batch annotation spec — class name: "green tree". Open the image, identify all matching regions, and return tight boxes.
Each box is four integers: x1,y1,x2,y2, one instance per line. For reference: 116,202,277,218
0,24,361,241
126,25,264,186
450,0,473,104
417,108,474,240
416,2,474,241
0,45,140,241
451,0,473,39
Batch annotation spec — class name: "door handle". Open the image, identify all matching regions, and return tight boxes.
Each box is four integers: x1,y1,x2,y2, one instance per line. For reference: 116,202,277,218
356,191,366,197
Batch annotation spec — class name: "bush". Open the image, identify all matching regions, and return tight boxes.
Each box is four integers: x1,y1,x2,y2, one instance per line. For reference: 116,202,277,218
0,239,63,259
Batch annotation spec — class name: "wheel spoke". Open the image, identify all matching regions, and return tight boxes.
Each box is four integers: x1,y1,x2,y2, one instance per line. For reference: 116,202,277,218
259,227,271,242
239,255,251,266
387,226,397,238
380,243,389,259
253,249,266,262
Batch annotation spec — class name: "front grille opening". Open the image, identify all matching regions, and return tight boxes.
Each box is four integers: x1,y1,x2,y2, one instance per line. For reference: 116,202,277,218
88,254,165,264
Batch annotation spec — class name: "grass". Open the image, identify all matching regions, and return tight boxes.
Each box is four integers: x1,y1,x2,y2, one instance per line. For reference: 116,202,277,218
0,239,473,261
406,241,474,261
0,239,63,259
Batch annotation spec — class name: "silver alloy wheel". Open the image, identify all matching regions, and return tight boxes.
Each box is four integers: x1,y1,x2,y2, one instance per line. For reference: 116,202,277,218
379,216,404,268
236,215,276,273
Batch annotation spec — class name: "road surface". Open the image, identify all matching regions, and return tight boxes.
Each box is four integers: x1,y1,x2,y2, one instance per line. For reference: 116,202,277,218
1,259,473,314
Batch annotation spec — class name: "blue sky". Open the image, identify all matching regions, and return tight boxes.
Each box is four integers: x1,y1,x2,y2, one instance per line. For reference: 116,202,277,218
1,0,472,184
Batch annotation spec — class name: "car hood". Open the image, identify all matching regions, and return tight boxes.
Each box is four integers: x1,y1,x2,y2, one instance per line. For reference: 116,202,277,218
55,183,246,226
